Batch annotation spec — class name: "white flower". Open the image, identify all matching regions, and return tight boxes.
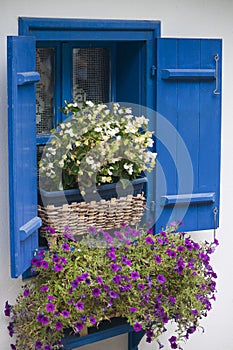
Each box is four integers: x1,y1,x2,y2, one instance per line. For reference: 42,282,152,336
94,127,102,132
86,156,94,165
123,163,134,175
147,138,154,148
125,124,136,134
86,101,94,107
59,160,64,167
64,129,74,137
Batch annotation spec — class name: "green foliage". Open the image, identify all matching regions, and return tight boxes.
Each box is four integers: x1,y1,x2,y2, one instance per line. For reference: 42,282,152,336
5,224,218,350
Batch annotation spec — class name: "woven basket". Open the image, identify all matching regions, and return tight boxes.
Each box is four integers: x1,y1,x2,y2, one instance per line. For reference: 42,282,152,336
38,193,146,236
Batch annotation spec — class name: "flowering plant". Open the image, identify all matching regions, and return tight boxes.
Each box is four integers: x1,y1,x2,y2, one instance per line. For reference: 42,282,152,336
38,101,156,192
5,223,218,350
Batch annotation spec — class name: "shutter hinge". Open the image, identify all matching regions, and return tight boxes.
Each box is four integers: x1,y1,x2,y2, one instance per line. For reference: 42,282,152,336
151,65,156,77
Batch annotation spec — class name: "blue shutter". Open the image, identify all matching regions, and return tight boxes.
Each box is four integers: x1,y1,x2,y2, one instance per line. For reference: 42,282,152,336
155,38,222,232
7,36,41,278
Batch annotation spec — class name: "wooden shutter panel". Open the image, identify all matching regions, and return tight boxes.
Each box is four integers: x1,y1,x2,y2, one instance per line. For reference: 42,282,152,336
7,36,41,277
155,38,222,232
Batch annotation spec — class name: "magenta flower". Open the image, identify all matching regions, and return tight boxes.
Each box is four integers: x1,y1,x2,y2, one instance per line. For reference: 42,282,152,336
4,301,11,317
110,263,122,272
90,317,97,325
62,243,70,251
145,236,154,244
75,321,84,332
169,296,176,304
41,260,49,269
41,316,49,325
62,310,70,318
177,245,184,252
130,271,140,280
47,295,55,301
154,254,162,264
23,289,30,297
109,290,118,299
138,283,145,290
96,276,103,284
75,302,84,310
157,274,166,284
133,322,143,332
40,285,49,292
112,275,121,284
129,307,137,313
34,340,42,349
55,321,63,330
46,303,55,312
92,287,101,297
54,263,63,272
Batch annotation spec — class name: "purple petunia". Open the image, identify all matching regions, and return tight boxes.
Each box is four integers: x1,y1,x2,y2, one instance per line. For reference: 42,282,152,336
36,314,44,323
23,288,30,297
112,275,121,284
34,340,42,349
41,316,49,325
129,307,137,313
109,290,118,299
157,237,164,244
137,283,145,290
96,276,103,284
145,236,154,244
75,301,84,310
154,254,162,264
110,263,122,272
62,310,70,318
133,322,143,332
47,295,55,301
157,274,167,284
54,263,63,272
41,260,49,269
130,271,140,280
10,345,16,350
121,256,132,266
40,285,49,293
169,295,176,304
46,303,55,312
62,243,70,251
177,245,184,252
74,321,84,332
92,287,101,297
90,317,97,325
44,345,52,350
55,321,63,330
4,301,11,317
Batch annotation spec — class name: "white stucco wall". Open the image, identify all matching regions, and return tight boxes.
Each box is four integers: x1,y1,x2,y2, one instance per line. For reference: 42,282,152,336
1,0,232,349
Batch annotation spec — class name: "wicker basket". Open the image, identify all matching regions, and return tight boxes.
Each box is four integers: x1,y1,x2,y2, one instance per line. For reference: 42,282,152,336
38,193,146,236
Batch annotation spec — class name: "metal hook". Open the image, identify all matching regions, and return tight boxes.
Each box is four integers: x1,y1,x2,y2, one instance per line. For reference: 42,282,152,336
213,54,220,95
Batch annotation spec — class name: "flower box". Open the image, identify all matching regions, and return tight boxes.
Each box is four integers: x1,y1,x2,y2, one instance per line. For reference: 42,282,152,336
38,176,147,236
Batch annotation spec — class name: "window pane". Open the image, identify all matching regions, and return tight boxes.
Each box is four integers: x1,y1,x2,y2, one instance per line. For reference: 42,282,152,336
73,48,110,103
36,47,55,134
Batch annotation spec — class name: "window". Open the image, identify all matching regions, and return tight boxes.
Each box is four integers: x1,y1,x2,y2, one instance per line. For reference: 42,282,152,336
7,18,222,277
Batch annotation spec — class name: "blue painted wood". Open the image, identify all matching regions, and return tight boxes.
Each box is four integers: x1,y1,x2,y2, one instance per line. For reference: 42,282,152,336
17,71,40,85
61,320,144,349
161,68,216,80
18,18,161,42
156,38,222,232
128,329,145,350
161,192,215,206
19,217,42,242
7,36,41,277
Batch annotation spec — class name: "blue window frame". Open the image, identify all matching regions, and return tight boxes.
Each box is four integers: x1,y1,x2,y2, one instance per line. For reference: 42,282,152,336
8,17,221,278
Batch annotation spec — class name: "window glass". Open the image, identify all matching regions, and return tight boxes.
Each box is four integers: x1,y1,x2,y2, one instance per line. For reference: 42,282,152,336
72,48,110,103
36,47,55,134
